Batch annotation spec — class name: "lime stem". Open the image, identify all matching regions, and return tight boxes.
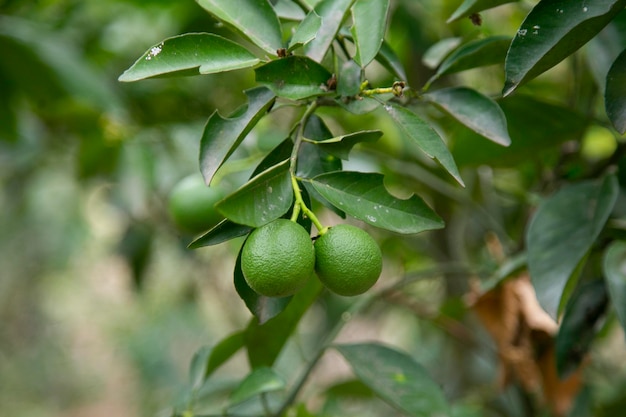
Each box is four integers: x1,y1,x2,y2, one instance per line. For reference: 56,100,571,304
288,101,326,233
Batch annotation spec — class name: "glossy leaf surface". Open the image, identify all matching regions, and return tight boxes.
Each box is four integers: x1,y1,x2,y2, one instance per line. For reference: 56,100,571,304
304,0,354,62
555,280,608,378
526,175,619,319
196,0,283,54
255,56,332,100
424,87,511,146
234,247,292,324
385,104,464,186
309,130,382,160
200,87,275,185
336,343,449,417
311,171,444,234
118,33,259,82
603,241,626,332
216,160,292,228
605,48,626,133
504,0,626,96
351,0,389,67
228,367,285,406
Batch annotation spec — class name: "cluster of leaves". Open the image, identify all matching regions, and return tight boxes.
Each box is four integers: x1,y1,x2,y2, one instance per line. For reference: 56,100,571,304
118,0,626,416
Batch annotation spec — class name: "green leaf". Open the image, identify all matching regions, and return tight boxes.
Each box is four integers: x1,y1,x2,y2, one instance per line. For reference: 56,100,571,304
188,219,253,249
307,130,382,160
603,240,626,333
433,36,510,80
555,280,608,378
216,160,293,228
274,0,306,20
228,367,286,406
351,0,390,67
422,37,463,69
297,115,345,218
337,96,381,114
503,0,626,96
234,246,292,324
304,0,354,62
335,343,449,417
204,331,246,378
200,87,275,185
255,55,332,100
452,95,589,167
424,87,511,146
605,49,626,134
337,59,362,97
288,11,322,51
118,33,260,82
526,175,619,319
377,40,408,80
189,345,212,390
311,171,444,234
196,0,283,55
245,278,323,368
384,103,464,186
448,0,518,23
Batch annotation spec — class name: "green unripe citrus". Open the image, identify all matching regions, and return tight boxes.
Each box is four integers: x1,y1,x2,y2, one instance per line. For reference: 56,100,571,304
314,224,382,296
241,219,315,298
167,174,225,234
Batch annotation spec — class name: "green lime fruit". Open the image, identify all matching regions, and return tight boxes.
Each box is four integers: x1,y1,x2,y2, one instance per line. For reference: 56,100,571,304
167,174,225,234
314,224,382,296
241,219,315,298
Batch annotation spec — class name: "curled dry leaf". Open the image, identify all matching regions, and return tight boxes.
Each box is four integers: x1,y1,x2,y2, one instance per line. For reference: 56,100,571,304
467,273,583,416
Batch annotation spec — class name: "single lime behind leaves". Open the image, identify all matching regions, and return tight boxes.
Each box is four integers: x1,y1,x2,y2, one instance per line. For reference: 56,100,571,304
241,219,315,298
314,224,382,296
168,174,225,234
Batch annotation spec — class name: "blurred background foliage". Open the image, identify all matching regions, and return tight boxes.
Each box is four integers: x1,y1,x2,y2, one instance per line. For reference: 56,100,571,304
1,1,626,416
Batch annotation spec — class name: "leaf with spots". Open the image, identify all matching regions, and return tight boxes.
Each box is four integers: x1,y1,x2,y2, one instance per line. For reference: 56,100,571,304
310,171,443,234
118,33,260,82
336,343,449,417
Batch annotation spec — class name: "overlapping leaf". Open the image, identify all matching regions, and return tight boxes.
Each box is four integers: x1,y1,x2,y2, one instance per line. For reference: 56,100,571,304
526,175,619,319
385,103,464,186
555,280,608,378
504,0,626,96
336,343,449,417
603,241,626,332
118,33,260,82
605,48,626,134
199,87,275,185
424,87,511,146
245,278,323,368
351,0,390,67
228,367,285,406
304,0,354,62
196,0,283,54
431,36,511,82
288,11,322,51
311,171,444,234
188,219,253,249
216,160,293,228
448,0,518,23
308,130,382,160
255,56,332,100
